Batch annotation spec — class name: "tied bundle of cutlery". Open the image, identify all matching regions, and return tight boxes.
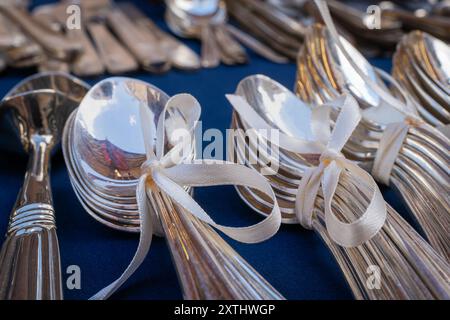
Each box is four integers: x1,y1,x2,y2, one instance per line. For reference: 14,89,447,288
62,76,284,300
165,0,292,66
0,0,202,76
225,0,306,60
225,0,450,59
296,2,450,261
226,74,450,299
392,31,450,132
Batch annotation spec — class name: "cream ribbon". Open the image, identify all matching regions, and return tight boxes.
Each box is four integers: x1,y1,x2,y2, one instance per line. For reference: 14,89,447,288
372,117,425,185
226,93,387,248
90,94,281,300
314,0,429,187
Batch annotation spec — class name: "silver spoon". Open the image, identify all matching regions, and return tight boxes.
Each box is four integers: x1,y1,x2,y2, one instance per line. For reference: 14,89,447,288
166,0,221,68
0,72,90,299
66,77,284,299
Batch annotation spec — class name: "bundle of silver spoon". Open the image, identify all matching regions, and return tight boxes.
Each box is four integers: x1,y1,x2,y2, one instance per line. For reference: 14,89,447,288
226,0,450,59
392,30,450,131
226,74,450,299
296,21,450,262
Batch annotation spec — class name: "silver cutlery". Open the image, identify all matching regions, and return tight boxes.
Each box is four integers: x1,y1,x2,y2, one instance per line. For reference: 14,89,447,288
166,0,222,68
296,22,450,262
166,0,250,67
87,21,139,74
61,77,284,299
0,5,82,61
106,8,171,73
118,2,200,71
31,2,105,77
392,31,450,129
227,74,450,299
0,72,90,299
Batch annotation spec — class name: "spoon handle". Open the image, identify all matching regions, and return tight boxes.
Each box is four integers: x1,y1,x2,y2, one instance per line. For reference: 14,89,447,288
200,25,220,68
148,187,284,300
213,24,248,65
0,5,81,60
86,21,139,74
68,26,105,77
0,205,62,300
116,2,201,71
106,8,170,74
0,137,62,300
225,24,289,64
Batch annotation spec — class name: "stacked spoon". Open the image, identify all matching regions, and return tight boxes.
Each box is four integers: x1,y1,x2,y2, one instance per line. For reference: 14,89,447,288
392,30,450,130
225,0,306,60
62,77,284,300
296,23,450,261
227,74,450,299
165,0,248,67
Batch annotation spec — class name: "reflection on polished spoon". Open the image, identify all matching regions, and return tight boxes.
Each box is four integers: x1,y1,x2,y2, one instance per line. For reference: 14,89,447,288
64,77,284,299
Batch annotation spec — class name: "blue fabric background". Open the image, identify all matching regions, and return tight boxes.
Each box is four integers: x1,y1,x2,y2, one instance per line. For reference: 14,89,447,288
0,0,420,300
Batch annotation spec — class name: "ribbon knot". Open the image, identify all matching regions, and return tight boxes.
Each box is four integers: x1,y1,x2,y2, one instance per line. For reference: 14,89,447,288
313,0,432,186
320,149,344,167
141,157,162,175
404,116,424,127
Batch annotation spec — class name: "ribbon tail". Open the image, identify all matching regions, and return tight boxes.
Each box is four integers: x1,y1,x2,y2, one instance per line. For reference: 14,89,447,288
295,167,323,229
326,95,361,152
372,122,409,185
90,175,154,300
156,162,282,243
323,161,386,247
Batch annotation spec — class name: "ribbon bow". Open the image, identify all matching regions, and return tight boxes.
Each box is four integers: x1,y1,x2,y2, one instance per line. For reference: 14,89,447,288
226,93,387,248
91,94,281,300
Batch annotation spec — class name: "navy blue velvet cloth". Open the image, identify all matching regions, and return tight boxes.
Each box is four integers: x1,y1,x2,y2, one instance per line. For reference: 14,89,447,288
0,0,418,300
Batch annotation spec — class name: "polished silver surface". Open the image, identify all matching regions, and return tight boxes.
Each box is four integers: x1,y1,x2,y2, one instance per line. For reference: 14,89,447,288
296,24,450,261
392,31,450,128
62,77,284,299
166,0,249,68
166,0,221,68
229,74,450,299
0,72,90,300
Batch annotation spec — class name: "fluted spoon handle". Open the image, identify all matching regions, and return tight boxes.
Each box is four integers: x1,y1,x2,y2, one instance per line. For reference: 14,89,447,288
0,135,63,300
149,186,284,300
